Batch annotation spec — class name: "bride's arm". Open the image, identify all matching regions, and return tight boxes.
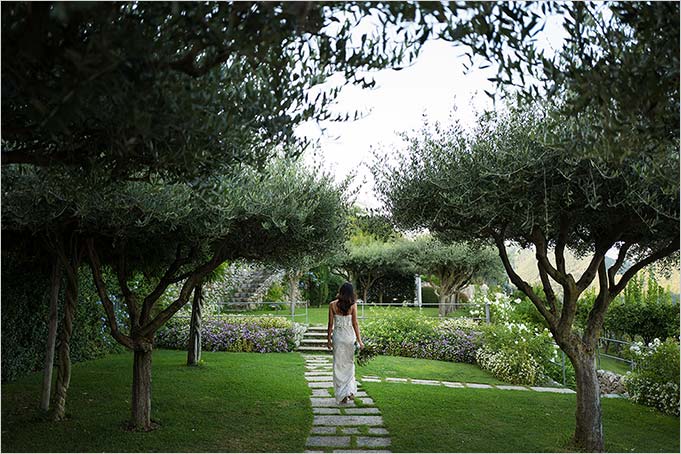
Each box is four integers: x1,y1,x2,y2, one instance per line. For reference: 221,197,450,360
351,304,364,348
327,302,334,350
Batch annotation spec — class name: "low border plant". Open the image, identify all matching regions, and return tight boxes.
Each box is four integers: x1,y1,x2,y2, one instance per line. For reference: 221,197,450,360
156,315,304,353
625,338,680,416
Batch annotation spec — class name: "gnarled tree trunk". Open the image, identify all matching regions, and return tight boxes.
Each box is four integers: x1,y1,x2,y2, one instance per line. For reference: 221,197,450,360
572,349,603,452
437,293,449,317
52,266,78,421
187,284,203,366
131,342,154,430
41,260,61,412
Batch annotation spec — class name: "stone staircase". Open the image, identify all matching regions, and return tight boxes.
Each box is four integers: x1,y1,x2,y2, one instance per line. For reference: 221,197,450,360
298,325,330,353
229,266,285,305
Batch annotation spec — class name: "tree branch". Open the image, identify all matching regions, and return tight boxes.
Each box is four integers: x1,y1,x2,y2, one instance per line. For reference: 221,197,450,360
140,246,228,338
583,259,611,346
612,240,679,296
537,259,558,316
607,241,631,288
555,215,569,275
140,245,194,323
85,239,134,349
531,225,569,286
575,243,609,292
115,245,139,328
494,233,557,329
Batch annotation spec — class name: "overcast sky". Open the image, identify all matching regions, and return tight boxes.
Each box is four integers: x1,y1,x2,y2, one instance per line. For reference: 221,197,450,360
297,39,495,209
297,14,568,210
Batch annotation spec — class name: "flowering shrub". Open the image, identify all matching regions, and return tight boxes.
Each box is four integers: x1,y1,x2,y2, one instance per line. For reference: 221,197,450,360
360,308,482,364
468,292,522,324
476,346,541,385
625,338,680,415
156,316,304,353
476,322,574,386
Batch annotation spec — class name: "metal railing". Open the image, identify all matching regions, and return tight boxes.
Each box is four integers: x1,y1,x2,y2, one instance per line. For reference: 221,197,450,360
596,336,636,370
175,301,309,324
547,336,636,387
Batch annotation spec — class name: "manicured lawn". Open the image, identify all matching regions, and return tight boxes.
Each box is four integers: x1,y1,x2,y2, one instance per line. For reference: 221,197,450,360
1,350,310,452
304,305,469,326
598,354,633,375
218,304,472,326
357,355,507,385
363,382,680,453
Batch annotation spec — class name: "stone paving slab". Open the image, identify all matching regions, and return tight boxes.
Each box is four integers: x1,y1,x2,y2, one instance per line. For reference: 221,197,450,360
361,378,381,383
306,436,351,447
333,451,392,453
496,385,529,391
304,451,325,453
356,437,391,448
361,375,380,379
311,426,338,434
354,391,368,397
344,407,381,415
603,393,626,399
311,397,355,407
313,408,341,414
358,397,374,405
306,376,334,381
313,415,384,426
412,379,441,386
530,386,576,394
306,371,333,375
368,428,389,435
341,427,361,435
466,383,493,389
385,377,408,383
312,389,332,397
309,381,334,388
441,381,464,388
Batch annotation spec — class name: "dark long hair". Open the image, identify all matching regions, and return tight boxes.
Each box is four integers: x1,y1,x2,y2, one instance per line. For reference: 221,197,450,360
336,282,356,315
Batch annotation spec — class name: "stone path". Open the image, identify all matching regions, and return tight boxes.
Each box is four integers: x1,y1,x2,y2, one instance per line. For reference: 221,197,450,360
303,355,392,453
356,375,624,398
358,375,574,393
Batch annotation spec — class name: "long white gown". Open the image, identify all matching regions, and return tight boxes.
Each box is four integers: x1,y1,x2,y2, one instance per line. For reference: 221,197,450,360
332,313,357,403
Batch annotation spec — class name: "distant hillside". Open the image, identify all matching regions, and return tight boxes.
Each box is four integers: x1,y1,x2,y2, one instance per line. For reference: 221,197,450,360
508,246,680,295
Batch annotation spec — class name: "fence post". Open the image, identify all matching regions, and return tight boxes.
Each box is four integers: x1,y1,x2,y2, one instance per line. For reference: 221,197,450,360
561,350,566,386
484,300,490,324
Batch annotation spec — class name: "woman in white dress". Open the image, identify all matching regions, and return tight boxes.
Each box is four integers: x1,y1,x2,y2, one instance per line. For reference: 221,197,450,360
326,282,364,404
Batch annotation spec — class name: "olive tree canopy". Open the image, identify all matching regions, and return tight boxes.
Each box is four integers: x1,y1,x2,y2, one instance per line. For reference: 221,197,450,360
374,105,679,451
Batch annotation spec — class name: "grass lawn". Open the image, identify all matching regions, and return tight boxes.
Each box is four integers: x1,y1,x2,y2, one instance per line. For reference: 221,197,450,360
1,350,310,452
357,355,507,385
598,354,633,375
217,304,472,326
363,382,680,453
303,305,469,326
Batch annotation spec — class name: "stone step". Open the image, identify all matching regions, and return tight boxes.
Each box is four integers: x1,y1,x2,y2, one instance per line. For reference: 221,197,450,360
298,346,331,352
305,332,328,337
301,338,328,344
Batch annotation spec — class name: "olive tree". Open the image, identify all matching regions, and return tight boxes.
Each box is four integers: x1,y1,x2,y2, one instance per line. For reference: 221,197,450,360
374,106,679,451
412,237,503,316
3,159,348,430
334,239,415,304
0,1,449,419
